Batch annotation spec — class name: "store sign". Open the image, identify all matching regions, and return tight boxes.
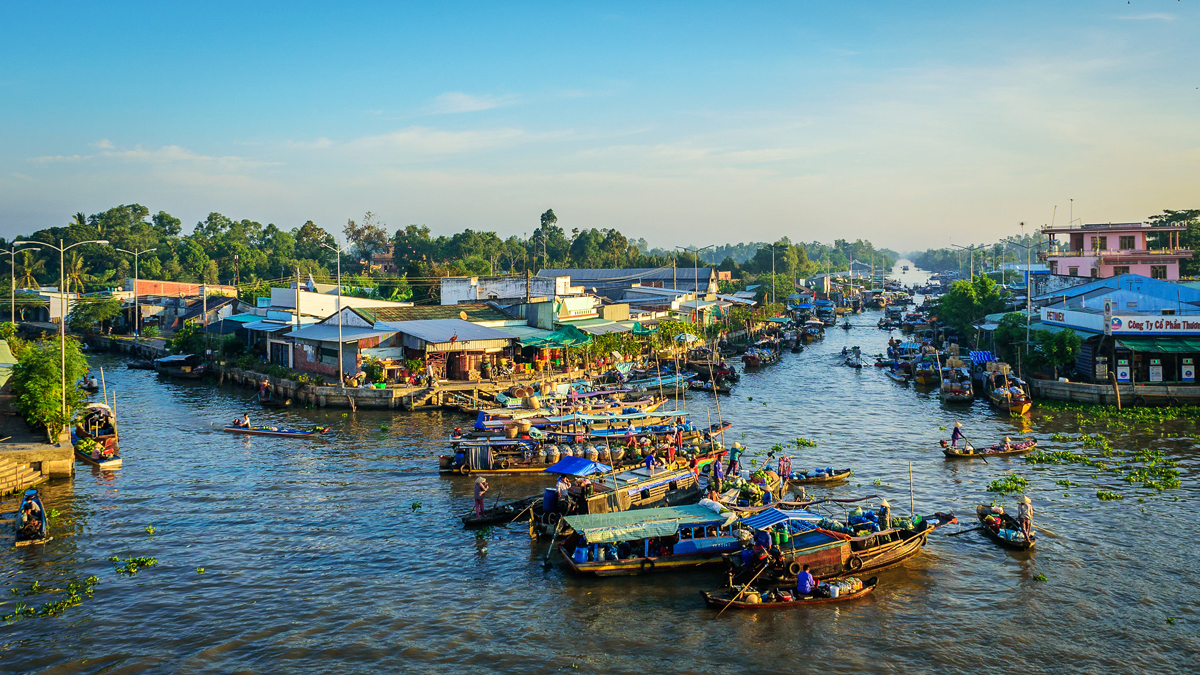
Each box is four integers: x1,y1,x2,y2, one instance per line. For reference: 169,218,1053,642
1183,358,1195,383
1116,359,1131,383
1041,307,1200,335
1149,358,1163,383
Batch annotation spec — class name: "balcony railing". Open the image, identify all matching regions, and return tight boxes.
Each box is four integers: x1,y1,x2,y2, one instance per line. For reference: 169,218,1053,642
1040,247,1193,259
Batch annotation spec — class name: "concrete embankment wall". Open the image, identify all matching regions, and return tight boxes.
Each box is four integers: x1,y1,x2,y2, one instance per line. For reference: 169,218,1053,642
1029,378,1200,406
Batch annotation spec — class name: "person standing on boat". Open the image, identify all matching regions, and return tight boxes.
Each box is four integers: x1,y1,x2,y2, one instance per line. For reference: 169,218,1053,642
878,499,892,530
950,422,964,448
1017,496,1034,541
711,456,725,492
728,442,744,475
473,477,489,517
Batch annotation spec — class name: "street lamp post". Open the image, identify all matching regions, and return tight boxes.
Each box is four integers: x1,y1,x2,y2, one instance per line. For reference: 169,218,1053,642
951,243,981,281
116,247,157,338
2,247,39,324
321,242,345,388
14,238,109,434
1005,235,1039,356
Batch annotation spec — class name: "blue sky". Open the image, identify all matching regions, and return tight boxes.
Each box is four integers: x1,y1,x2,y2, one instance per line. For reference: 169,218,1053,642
2,2,1197,250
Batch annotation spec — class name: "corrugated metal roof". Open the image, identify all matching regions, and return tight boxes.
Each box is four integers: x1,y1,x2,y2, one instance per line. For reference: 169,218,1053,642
376,319,516,344
557,318,631,335
492,324,558,346
242,320,294,332
224,313,263,323
358,303,511,323
538,267,713,282
288,325,396,343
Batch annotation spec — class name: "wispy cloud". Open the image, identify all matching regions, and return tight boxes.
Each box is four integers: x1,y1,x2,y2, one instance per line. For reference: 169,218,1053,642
427,91,518,114
1116,13,1175,21
29,141,278,169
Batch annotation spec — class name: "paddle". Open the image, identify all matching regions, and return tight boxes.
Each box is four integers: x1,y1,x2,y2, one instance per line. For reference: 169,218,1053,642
715,561,771,619
959,436,987,464
946,526,984,537
542,519,563,568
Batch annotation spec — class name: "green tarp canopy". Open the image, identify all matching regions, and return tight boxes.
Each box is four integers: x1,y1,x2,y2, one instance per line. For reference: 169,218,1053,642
563,504,724,544
1116,336,1200,353
632,321,657,336
526,324,593,348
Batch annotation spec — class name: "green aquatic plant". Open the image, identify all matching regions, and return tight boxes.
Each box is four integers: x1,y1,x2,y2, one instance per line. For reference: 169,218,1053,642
1096,490,1124,501
380,425,389,432
410,501,422,512
1034,574,1048,582
795,437,817,448
112,556,158,576
145,525,155,535
872,478,882,486
987,474,1029,494
1049,433,1073,442
196,567,205,574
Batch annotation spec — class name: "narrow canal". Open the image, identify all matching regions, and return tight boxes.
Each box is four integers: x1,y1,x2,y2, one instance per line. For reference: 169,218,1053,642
2,263,1196,674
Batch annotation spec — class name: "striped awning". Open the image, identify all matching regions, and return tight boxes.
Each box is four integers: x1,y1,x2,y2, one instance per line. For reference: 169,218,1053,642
740,508,823,530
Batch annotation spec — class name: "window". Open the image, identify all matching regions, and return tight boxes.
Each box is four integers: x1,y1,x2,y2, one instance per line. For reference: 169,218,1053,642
1091,268,1098,278
1090,236,1108,250
1049,260,1058,274
1069,267,1079,277
1112,266,1130,276
1162,309,1176,316
1119,236,1135,250
1151,265,1168,280
320,346,339,365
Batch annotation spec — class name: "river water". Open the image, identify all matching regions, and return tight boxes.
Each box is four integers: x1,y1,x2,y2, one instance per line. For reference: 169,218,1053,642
2,262,1196,674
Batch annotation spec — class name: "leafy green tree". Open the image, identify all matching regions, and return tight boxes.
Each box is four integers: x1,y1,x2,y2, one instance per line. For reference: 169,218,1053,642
936,280,979,335
16,250,44,289
168,323,207,355
992,312,1028,363
10,338,89,439
1036,328,1081,379
344,212,391,263
1148,209,1200,276
68,297,122,332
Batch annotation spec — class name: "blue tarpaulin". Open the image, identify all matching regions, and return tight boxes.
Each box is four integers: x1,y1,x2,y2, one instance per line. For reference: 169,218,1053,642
970,351,998,364
544,456,613,476
792,303,815,310
740,507,824,530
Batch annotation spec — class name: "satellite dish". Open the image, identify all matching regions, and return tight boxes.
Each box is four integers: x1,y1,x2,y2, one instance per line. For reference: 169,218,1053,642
459,310,468,320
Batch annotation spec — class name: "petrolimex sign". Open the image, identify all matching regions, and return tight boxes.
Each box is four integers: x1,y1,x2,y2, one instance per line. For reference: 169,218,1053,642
1041,307,1200,335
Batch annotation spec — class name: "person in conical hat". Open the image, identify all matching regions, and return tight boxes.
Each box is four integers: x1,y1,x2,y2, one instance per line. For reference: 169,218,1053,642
1016,495,1034,541
878,499,892,529
473,477,489,517
950,422,965,448
1002,436,1012,450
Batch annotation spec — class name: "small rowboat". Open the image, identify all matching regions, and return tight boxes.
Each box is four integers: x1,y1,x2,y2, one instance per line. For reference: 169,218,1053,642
885,370,909,383
701,576,878,610
792,469,852,484
223,425,330,438
461,494,543,527
942,439,1037,459
14,489,52,547
976,506,1034,550
76,447,122,469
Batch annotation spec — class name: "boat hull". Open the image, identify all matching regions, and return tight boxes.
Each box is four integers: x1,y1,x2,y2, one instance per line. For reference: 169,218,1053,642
222,426,327,438
701,577,877,609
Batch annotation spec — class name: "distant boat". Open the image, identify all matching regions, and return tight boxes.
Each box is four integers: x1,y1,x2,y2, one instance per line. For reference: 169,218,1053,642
902,265,910,271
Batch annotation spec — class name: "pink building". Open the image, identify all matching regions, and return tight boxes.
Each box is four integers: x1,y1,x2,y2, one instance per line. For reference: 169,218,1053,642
1040,222,1192,280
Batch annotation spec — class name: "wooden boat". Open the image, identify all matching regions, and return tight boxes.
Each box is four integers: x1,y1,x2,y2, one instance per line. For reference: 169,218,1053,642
727,508,957,585
126,358,156,370
461,494,543,527
155,354,209,379
942,439,1037,459
558,504,742,576
885,369,910,383
913,358,941,386
78,377,100,393
984,370,1033,415
440,432,727,476
701,576,878,610
462,408,682,437
14,489,52,547
222,425,330,438
840,321,852,330
975,505,1034,550
688,380,733,395
257,391,291,408
741,346,780,368
791,469,852,484
940,368,974,403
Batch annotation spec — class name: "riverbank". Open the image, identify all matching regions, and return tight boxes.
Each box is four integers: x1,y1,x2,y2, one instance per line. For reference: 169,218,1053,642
0,341,73,493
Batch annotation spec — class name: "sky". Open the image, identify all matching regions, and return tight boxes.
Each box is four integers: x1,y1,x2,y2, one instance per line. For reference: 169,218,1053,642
1,1,1198,252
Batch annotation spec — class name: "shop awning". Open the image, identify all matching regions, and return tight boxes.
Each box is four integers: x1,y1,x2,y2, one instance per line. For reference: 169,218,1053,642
631,321,657,336
1116,336,1200,353
563,505,725,544
526,324,593,348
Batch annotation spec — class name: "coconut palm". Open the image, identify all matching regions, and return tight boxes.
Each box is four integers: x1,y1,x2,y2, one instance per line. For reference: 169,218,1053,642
64,251,90,295
16,250,44,289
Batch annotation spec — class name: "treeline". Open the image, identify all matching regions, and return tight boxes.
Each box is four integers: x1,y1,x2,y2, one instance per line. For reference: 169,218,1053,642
1,205,896,303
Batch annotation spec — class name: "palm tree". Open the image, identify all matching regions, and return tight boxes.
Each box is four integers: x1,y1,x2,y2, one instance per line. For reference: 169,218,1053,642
64,251,90,295
16,250,44,289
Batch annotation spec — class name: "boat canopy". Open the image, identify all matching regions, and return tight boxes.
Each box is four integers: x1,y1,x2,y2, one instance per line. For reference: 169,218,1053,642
156,354,196,363
545,456,613,476
740,507,824,531
563,504,726,544
792,303,815,310
969,350,998,364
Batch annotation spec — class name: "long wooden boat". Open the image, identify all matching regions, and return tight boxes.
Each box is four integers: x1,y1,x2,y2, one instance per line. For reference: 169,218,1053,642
222,425,330,438
728,508,957,585
942,439,1037,459
976,505,1034,550
440,434,727,476
14,489,52,547
688,380,733,395
558,504,741,576
461,494,543,527
155,354,209,379
462,408,683,437
75,447,122,469
791,469,852,484
126,358,156,370
885,370,910,383
701,576,878,610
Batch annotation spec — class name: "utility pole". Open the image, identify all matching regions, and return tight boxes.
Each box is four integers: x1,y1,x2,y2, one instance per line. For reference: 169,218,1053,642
3,246,38,324
294,267,300,368
322,242,345,388
202,284,208,359
771,244,776,306
116,247,157,338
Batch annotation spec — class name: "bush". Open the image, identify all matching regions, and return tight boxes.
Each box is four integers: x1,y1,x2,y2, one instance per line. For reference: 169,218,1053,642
362,356,385,384
0,322,15,340
142,325,160,339
220,334,246,357
168,323,207,355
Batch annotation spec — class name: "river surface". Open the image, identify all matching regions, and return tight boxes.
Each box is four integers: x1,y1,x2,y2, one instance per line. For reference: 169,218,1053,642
2,262,1196,674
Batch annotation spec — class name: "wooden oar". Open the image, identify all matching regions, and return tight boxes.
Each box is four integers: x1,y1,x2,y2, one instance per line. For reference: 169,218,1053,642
959,436,987,464
946,526,984,537
542,520,563,568
715,562,771,619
